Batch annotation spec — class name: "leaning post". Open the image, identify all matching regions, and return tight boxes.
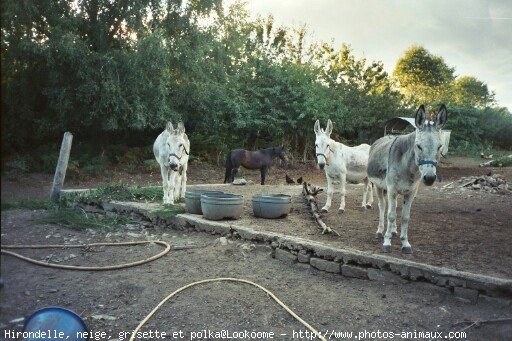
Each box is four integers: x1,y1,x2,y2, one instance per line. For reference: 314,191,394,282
50,132,73,202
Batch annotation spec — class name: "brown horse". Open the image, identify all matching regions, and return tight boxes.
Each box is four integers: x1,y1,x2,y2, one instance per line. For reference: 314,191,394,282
224,147,289,185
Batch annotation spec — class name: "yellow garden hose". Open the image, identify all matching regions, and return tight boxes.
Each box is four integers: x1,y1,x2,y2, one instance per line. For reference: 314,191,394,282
0,241,171,271
1,243,326,340
129,277,327,341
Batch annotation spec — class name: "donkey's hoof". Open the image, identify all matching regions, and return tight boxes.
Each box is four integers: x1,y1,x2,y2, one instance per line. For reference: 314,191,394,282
338,209,345,215
320,207,329,213
375,232,383,240
402,246,413,254
382,245,392,253
392,232,398,238
366,204,372,209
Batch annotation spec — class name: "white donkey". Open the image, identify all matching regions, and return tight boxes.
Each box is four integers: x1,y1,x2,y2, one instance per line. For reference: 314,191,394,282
367,105,447,254
153,122,190,204
314,119,373,214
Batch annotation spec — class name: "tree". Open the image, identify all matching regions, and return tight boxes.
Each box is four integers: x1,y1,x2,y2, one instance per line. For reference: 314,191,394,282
393,45,454,105
452,76,494,108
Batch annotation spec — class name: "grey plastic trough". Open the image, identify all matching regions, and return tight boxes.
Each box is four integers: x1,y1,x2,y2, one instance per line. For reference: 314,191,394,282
185,190,224,214
252,194,292,219
200,193,244,220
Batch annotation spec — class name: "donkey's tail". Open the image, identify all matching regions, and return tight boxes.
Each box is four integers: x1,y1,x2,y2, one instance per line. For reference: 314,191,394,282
224,151,232,183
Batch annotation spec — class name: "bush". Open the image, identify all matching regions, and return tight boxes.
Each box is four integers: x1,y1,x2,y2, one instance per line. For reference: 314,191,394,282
2,155,30,180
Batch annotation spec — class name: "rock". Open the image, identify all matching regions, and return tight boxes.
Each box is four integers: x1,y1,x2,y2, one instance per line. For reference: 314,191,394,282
217,237,228,246
24,291,30,296
127,232,142,238
341,265,368,279
310,257,340,273
9,317,25,324
49,288,58,293
92,314,117,321
232,179,247,185
274,248,297,264
297,252,311,263
454,287,479,304
68,253,77,259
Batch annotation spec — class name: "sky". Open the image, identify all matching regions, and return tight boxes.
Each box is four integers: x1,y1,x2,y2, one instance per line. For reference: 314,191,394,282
226,0,512,110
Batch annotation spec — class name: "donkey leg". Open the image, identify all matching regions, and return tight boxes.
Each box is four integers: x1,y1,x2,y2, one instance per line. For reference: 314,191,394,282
167,171,177,204
180,166,188,199
400,191,415,254
338,172,347,214
321,175,334,212
173,172,181,201
382,188,398,252
160,166,169,204
361,178,368,211
366,181,374,208
375,188,386,239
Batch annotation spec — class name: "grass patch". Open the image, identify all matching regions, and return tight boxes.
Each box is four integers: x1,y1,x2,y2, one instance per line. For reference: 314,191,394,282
1,198,55,211
487,155,512,167
61,184,164,205
37,208,131,231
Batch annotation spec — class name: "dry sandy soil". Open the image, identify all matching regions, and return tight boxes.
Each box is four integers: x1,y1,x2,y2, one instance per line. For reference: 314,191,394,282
1,210,511,340
1,156,511,339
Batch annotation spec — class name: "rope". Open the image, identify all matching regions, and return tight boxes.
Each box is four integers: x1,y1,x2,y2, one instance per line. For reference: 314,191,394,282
0,241,171,271
129,277,327,341
2,244,326,340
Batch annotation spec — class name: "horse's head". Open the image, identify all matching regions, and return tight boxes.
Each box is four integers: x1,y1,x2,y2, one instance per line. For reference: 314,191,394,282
275,147,289,163
165,121,188,172
414,105,447,186
314,119,334,169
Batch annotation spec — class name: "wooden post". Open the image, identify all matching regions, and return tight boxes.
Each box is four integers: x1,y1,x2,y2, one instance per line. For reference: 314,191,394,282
50,132,73,202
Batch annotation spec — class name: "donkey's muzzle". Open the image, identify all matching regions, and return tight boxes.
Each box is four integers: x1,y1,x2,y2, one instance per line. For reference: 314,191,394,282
423,174,436,186
318,163,325,170
169,163,179,171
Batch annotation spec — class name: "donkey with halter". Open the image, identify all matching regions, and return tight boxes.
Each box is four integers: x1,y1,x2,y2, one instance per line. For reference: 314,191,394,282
367,105,447,254
153,122,190,204
224,147,289,185
314,119,373,214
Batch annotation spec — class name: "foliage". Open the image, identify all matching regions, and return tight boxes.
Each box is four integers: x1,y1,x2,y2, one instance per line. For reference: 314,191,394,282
1,198,55,211
1,0,510,163
62,183,165,204
487,155,512,167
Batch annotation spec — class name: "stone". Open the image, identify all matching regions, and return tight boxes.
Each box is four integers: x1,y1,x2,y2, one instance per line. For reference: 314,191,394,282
232,179,247,185
478,295,511,308
367,268,407,284
454,287,479,304
274,248,296,264
297,252,311,263
310,257,340,273
341,265,368,279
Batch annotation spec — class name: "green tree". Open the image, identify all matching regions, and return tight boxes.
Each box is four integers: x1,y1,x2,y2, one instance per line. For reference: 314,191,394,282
452,76,495,108
393,45,454,105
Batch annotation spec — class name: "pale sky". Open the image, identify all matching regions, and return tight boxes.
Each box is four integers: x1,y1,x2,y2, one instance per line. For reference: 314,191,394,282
227,0,512,110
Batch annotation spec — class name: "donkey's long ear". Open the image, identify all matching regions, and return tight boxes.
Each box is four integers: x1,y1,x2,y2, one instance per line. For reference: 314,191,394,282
177,122,186,135
314,120,321,134
325,119,333,136
166,121,174,133
415,105,427,129
435,104,447,130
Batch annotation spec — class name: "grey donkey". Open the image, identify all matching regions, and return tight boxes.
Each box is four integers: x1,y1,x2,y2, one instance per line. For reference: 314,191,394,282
367,104,447,254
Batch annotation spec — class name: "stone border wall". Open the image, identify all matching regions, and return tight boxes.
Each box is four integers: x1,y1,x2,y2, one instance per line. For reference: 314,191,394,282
72,199,512,307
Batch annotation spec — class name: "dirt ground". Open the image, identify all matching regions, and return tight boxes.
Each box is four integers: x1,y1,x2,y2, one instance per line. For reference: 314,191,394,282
1,210,512,340
1,156,512,279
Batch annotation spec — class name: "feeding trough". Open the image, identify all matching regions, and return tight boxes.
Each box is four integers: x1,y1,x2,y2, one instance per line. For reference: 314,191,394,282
185,190,224,214
200,193,244,220
252,194,292,219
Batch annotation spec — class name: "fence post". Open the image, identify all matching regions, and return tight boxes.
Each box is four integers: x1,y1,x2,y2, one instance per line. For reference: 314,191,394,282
50,132,73,202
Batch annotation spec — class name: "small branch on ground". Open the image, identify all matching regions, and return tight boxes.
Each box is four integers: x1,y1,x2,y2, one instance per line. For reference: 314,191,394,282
302,182,339,236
